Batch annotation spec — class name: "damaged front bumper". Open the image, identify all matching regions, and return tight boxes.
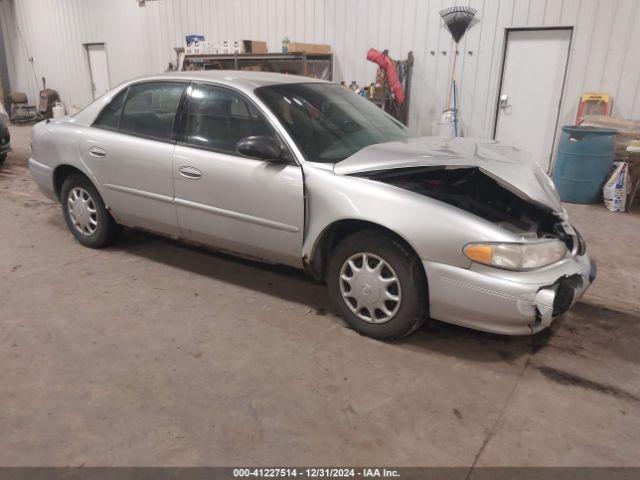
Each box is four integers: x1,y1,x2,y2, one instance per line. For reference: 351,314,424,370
424,254,596,335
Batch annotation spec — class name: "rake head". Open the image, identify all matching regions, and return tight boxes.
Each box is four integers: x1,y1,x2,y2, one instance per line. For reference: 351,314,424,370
439,6,477,43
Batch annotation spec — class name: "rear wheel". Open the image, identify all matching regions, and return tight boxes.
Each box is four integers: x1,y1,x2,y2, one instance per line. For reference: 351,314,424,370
60,174,121,248
327,230,428,340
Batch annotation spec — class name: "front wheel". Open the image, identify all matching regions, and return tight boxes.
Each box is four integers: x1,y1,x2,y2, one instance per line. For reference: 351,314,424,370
327,230,428,340
60,174,121,248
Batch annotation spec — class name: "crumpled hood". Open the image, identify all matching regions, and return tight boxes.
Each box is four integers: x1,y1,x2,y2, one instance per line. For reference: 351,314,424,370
334,137,562,212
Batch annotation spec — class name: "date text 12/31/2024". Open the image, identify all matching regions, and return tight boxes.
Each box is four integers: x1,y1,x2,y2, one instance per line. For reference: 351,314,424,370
233,468,401,478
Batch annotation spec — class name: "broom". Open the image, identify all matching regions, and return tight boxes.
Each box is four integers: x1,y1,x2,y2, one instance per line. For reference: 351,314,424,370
440,6,477,134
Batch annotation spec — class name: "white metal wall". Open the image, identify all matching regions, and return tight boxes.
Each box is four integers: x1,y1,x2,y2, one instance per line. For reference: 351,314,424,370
2,0,640,141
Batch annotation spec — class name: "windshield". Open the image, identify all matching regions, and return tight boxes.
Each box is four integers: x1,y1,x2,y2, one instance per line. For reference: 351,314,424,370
255,83,410,163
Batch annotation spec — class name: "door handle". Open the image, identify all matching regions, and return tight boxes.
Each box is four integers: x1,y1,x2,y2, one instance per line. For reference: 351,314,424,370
179,166,202,180
499,94,510,109
89,146,107,157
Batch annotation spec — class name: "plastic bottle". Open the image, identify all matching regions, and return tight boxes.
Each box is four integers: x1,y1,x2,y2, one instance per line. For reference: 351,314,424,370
52,101,65,119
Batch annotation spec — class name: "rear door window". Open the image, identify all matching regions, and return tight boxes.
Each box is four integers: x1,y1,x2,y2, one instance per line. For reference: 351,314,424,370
120,82,187,142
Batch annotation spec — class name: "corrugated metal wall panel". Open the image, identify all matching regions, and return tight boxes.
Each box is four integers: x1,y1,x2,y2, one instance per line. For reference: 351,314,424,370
618,2,640,119
1,0,639,143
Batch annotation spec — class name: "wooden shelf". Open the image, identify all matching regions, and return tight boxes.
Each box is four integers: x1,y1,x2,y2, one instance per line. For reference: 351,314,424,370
178,51,334,81
185,52,332,61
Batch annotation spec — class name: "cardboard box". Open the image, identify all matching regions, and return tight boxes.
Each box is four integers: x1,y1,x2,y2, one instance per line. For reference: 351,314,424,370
220,40,238,54
242,40,268,54
188,39,269,56
186,45,201,55
185,34,205,46
185,37,211,56
287,42,331,54
217,40,268,54
185,35,205,55
201,41,213,54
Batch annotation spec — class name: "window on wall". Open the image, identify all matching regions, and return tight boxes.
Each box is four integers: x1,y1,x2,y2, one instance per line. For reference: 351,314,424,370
119,82,187,141
184,84,276,154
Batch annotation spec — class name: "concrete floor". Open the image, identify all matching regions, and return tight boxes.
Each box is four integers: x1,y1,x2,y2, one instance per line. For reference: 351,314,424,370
1,125,640,467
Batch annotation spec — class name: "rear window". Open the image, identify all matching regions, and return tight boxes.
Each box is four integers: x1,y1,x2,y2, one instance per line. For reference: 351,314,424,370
93,89,126,130
120,82,186,141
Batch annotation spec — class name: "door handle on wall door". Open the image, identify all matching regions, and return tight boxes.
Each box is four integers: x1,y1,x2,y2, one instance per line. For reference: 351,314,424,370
179,166,202,180
88,146,107,157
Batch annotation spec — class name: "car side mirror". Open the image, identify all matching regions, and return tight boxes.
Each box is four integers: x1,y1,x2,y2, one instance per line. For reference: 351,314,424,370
236,136,287,162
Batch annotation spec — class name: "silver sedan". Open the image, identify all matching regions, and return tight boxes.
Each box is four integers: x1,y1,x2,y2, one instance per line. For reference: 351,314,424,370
29,71,595,340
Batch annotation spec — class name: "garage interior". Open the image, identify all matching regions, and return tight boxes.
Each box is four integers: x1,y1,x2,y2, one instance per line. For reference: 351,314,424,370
1,0,640,473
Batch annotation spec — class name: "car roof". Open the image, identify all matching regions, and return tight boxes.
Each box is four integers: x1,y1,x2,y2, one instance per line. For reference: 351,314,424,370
133,70,329,89
69,70,332,127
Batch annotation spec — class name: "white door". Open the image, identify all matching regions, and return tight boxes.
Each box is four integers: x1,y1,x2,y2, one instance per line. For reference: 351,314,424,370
85,44,110,100
495,29,571,171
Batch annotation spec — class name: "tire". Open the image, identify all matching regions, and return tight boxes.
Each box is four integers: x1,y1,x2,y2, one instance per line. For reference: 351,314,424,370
60,174,121,248
327,230,428,340
0,153,6,165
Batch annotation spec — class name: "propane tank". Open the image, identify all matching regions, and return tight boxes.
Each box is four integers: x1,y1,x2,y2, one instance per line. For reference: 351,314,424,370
52,101,66,119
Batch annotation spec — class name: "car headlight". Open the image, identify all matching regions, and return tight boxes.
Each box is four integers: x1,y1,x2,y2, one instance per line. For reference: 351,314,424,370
463,240,568,270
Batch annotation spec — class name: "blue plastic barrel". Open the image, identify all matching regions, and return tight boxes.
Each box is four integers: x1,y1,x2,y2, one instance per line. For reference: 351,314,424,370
553,126,616,204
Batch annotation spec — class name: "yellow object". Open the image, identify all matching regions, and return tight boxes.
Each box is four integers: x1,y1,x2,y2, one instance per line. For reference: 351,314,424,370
463,244,493,264
580,92,610,103
576,92,611,124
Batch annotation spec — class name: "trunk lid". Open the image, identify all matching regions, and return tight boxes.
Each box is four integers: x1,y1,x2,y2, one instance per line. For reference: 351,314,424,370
334,137,562,212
